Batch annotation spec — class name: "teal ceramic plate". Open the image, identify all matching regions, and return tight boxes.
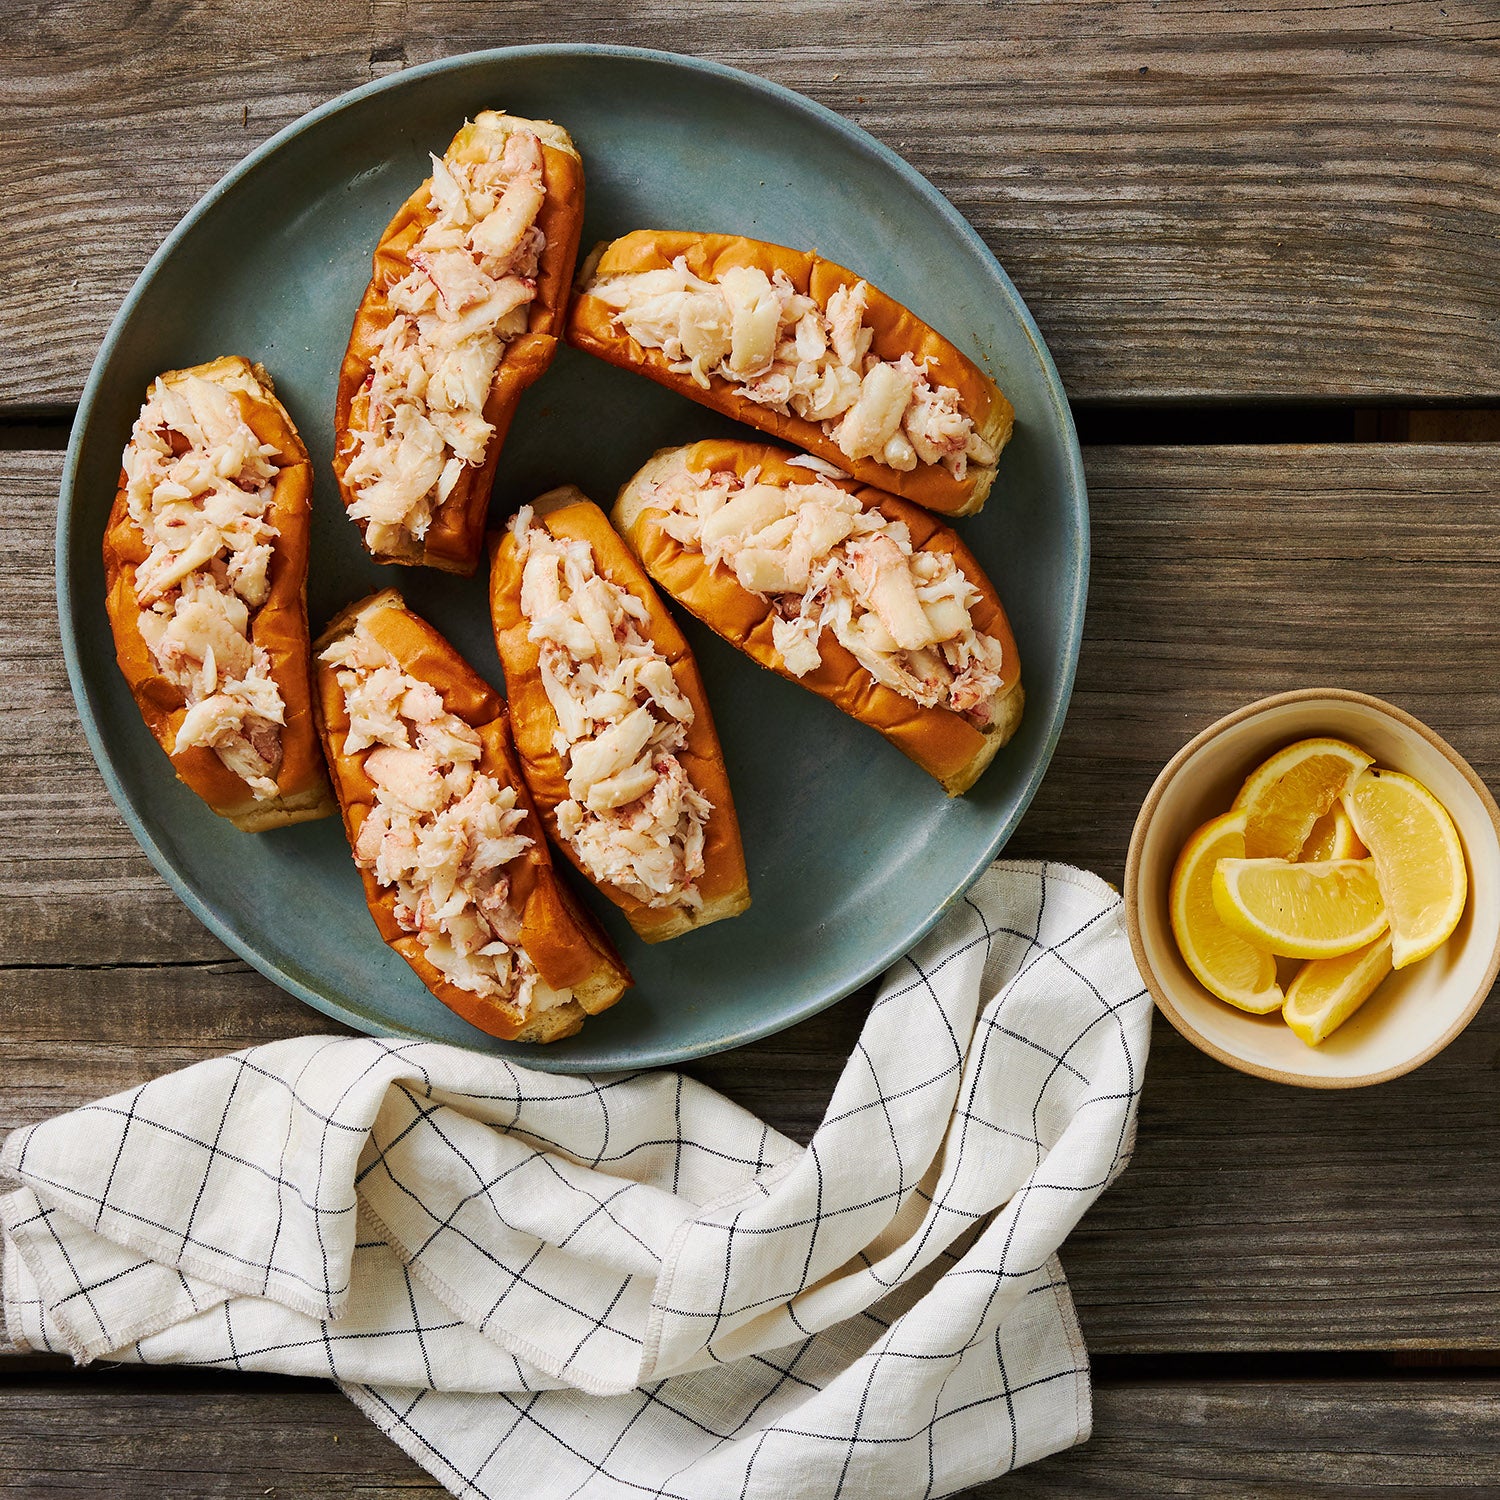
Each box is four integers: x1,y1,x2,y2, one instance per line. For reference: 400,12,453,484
58,45,1087,1071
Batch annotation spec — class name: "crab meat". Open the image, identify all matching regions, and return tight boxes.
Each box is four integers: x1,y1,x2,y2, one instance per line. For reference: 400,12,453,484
677,293,732,385
646,466,1008,724
121,372,287,800
772,614,823,677
835,363,917,466
848,534,937,651
568,706,656,795
508,507,714,911
344,127,550,555
364,746,446,814
720,266,783,376
471,175,547,264
595,260,990,479
322,620,566,1013
584,758,659,813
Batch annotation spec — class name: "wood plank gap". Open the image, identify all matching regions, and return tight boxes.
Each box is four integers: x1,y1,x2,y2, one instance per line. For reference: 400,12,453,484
1073,402,1500,445
0,410,72,450
1091,1352,1500,1383
0,959,247,973
10,404,1500,453
4,1350,1499,1387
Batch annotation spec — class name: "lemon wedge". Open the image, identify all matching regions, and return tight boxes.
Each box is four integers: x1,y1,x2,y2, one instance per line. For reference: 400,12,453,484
1169,812,1282,1013
1342,768,1468,968
1211,857,1388,959
1232,738,1374,859
1282,933,1394,1046
1300,805,1366,862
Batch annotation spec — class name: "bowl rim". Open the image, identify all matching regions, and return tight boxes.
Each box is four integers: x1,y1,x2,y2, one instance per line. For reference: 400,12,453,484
1124,687,1500,1089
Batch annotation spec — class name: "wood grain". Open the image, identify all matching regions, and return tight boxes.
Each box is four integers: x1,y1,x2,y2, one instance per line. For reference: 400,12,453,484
8,443,1500,1364
1,452,227,964
1011,1376,1500,1497
0,1374,434,1497
2,1,1498,406
4,1370,1500,1496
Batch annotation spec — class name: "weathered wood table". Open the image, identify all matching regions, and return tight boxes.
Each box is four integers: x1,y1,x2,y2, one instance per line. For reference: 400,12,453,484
5,3,1500,1493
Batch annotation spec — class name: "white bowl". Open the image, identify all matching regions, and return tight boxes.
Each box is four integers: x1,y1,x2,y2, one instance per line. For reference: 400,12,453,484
1125,689,1500,1087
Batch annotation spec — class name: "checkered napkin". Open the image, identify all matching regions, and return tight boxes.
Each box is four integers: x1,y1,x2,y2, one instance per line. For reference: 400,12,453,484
2,860,1148,1499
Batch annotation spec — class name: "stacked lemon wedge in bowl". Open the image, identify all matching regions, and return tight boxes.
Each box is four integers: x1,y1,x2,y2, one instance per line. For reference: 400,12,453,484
1170,737,1469,1047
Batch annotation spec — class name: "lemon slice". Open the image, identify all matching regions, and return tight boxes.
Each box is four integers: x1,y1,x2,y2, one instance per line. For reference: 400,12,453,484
1211,857,1388,959
1300,805,1365,862
1342,768,1468,968
1169,812,1282,1013
1283,933,1394,1046
1232,738,1374,859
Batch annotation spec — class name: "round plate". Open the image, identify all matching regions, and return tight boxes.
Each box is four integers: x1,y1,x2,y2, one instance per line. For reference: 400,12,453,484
58,45,1087,1071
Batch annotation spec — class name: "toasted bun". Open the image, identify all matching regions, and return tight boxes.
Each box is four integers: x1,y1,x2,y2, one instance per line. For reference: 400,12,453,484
489,487,750,942
332,112,586,576
102,356,335,832
568,231,1013,518
613,441,1023,797
312,589,631,1042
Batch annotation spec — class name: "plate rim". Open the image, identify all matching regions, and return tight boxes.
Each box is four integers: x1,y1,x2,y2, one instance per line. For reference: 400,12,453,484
56,42,1089,1071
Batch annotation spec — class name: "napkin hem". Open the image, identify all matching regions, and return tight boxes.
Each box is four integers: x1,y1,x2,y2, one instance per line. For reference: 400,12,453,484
2,1170,342,1332
0,1186,240,1364
1,1189,91,1362
999,859,1120,911
1,1219,30,1353
343,1380,475,1494
1047,1251,1092,1447
0,1125,34,1185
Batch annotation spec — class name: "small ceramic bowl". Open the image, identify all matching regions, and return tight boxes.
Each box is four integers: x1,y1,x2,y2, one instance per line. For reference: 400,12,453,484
1125,688,1500,1087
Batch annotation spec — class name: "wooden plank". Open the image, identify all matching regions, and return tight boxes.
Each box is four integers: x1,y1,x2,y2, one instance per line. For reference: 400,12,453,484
3,1,1498,405
1012,1376,1500,1497
0,958,865,1137
0,452,226,964
0,964,347,1129
1070,1009,1500,1353
9,445,1500,1356
0,1374,438,1496
3,1371,1500,1495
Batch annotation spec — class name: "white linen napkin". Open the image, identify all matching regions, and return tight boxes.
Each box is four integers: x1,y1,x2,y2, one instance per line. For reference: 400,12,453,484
2,860,1149,1499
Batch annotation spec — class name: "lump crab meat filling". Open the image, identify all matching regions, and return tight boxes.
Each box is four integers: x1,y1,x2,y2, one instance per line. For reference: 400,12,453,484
511,506,712,911
651,467,1010,725
123,374,287,798
320,624,570,1015
344,128,549,554
592,261,997,481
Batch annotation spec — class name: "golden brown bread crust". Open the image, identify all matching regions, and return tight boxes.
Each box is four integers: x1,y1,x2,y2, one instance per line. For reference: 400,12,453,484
332,112,586,576
102,355,335,832
312,589,631,1042
613,441,1024,797
489,487,751,942
568,231,1014,518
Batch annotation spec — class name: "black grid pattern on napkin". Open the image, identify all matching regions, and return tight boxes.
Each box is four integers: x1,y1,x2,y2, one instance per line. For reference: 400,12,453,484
6,860,1149,1500
339,864,1146,1500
